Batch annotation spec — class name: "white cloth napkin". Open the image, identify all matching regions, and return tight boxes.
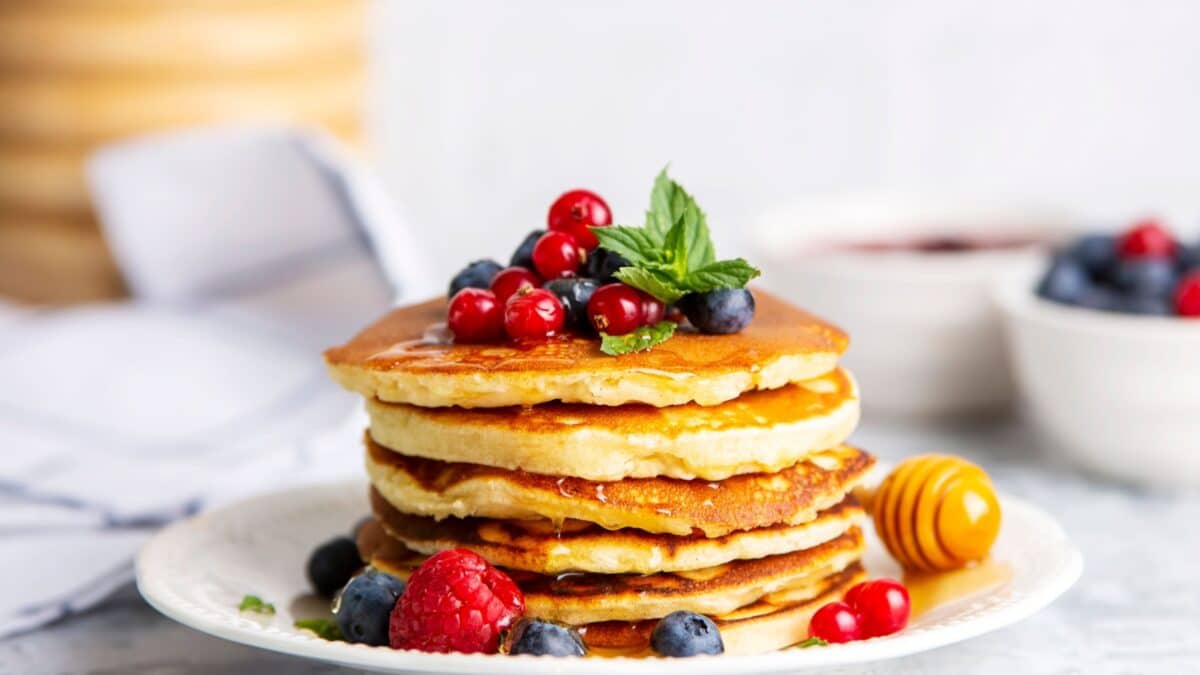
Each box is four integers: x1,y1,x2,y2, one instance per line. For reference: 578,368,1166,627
0,126,434,638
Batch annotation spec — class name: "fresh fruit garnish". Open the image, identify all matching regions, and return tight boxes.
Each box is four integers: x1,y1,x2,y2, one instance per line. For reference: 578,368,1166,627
1117,219,1177,259
389,548,525,654
586,247,630,283
548,189,611,251
543,278,599,331
844,578,911,638
649,610,725,657
490,266,541,305
501,617,587,657
587,283,644,335
294,617,344,641
1111,259,1177,298
590,169,760,306
335,568,406,646
679,288,756,335
510,229,546,270
1176,272,1200,316
504,287,566,340
447,288,505,342
448,259,503,299
531,231,585,279
1036,257,1091,305
1067,234,1117,276
641,293,666,325
238,595,275,615
599,321,677,356
807,601,860,643
306,536,362,598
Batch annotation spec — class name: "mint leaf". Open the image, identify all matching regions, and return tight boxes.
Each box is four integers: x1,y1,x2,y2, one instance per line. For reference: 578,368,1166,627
613,267,687,304
600,321,677,356
238,595,275,615
295,618,343,641
795,637,829,648
645,168,676,242
680,258,761,292
591,225,664,266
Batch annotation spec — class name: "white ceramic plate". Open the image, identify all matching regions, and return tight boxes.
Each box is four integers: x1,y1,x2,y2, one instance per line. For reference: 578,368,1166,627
137,481,1081,674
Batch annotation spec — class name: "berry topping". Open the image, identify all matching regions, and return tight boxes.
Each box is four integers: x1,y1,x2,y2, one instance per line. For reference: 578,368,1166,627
1067,234,1118,277
504,287,566,340
1117,219,1177,259
1036,257,1091,305
531,231,585,279
447,288,505,342
1111,259,1177,297
1176,272,1200,316
448,259,503,299
548,189,611,251
389,549,524,654
844,578,911,638
587,283,644,335
490,266,541,306
680,288,756,334
503,617,587,657
650,611,724,657
641,293,666,325
808,601,861,643
306,536,362,598
543,278,599,331
510,229,546,270
585,247,631,283
335,568,406,646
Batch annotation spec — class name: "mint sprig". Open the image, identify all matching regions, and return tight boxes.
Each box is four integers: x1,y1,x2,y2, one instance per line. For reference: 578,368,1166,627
238,595,275,615
295,618,344,641
601,321,677,356
591,168,760,304
795,637,829,648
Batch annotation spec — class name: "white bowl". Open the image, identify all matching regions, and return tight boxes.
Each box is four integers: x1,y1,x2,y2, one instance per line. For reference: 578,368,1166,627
996,274,1200,488
752,193,1072,418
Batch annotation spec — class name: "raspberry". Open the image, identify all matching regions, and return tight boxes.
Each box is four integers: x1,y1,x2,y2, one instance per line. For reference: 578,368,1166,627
389,549,524,654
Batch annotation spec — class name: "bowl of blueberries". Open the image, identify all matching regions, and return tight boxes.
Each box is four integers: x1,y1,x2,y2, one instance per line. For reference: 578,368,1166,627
997,219,1200,488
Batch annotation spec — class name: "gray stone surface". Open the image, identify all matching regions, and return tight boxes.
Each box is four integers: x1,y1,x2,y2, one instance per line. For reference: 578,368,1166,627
3,420,1198,674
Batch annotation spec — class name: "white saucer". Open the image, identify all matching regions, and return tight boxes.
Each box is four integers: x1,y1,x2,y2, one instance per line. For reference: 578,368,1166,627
136,481,1081,674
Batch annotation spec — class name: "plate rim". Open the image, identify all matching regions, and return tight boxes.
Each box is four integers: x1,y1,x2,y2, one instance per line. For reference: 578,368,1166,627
136,480,1082,674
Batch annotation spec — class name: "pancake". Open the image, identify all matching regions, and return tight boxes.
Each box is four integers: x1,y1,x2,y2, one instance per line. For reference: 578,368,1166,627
578,563,866,656
325,290,848,408
370,486,864,574
366,435,875,537
362,520,864,624
366,368,859,481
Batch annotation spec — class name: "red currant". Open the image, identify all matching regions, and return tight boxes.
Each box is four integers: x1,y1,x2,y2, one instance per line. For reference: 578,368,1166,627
504,288,565,340
1176,272,1200,317
447,288,504,342
587,283,644,335
548,189,611,251
531,231,585,279
845,579,910,638
808,601,861,643
1117,219,1177,259
490,266,541,305
641,292,666,325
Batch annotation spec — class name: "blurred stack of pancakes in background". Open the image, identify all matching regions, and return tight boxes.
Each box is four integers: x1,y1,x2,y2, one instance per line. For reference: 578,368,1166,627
0,0,366,304
327,290,877,655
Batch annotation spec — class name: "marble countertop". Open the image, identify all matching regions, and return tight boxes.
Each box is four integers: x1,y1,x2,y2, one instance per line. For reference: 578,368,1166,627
4,419,1199,675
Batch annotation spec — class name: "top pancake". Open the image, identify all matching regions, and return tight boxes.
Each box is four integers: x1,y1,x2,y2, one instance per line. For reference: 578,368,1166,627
324,289,848,408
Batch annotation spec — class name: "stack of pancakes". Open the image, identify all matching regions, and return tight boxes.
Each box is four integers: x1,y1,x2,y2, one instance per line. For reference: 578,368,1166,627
326,290,875,655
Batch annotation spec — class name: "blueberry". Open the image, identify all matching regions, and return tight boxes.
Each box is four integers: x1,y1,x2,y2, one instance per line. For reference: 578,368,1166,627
585,248,631,283
334,568,406,646
1075,286,1122,312
650,611,724,657
505,618,587,657
1111,259,1177,297
1179,244,1199,273
510,230,546,270
448,259,503,298
679,289,755,334
306,536,362,598
1118,294,1173,316
543,278,599,331
1035,257,1091,305
1066,234,1117,277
